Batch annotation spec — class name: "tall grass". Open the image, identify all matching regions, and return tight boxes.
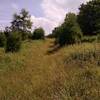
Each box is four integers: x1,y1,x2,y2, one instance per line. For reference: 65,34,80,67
63,43,100,67
0,39,100,100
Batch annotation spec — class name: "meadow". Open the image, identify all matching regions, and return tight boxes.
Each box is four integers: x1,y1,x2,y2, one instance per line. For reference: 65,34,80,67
0,39,100,100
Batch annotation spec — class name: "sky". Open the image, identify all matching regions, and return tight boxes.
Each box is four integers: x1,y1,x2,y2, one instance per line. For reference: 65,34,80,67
0,0,90,34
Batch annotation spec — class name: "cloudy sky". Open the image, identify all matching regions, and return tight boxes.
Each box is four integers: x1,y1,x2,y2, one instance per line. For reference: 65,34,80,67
0,0,90,34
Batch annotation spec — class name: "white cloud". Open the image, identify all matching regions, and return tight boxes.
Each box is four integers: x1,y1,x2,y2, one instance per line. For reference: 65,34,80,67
41,0,67,23
31,16,57,34
64,0,90,12
32,0,90,34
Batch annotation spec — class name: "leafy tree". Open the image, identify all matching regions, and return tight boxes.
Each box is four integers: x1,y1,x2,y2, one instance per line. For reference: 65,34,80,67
55,13,82,46
46,34,54,38
11,9,32,40
0,31,6,47
5,31,21,52
78,0,100,35
4,27,12,38
32,28,45,40
51,27,62,38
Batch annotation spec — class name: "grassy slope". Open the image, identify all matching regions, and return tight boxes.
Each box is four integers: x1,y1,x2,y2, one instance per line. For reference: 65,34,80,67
0,39,100,100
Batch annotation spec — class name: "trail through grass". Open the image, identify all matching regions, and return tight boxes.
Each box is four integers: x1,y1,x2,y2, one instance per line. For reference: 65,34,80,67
0,39,100,100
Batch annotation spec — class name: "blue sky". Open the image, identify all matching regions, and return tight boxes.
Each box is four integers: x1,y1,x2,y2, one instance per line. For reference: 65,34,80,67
0,0,90,34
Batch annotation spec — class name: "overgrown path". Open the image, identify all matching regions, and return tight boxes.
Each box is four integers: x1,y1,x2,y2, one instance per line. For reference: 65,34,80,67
0,39,66,100
0,39,100,100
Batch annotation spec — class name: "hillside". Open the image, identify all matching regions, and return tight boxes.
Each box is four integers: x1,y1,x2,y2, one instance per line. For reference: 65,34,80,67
0,39,100,100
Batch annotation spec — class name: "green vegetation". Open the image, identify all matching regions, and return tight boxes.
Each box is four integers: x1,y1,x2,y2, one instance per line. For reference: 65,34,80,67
53,13,82,46
97,34,100,42
81,36,97,43
0,0,100,99
5,31,21,52
32,28,45,40
0,9,33,52
0,32,6,47
11,9,32,40
78,0,100,35
0,39,99,100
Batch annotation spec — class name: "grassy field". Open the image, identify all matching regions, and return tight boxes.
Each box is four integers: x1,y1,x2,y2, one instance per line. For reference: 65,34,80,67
0,39,100,100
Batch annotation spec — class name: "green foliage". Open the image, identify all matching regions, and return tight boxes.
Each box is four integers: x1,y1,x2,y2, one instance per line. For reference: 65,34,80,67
32,28,45,40
11,9,32,40
52,27,62,38
78,0,100,35
5,31,21,52
46,33,55,38
21,31,28,40
97,34,100,42
55,13,82,46
20,30,32,40
27,32,33,39
0,39,100,99
0,32,6,47
82,36,97,43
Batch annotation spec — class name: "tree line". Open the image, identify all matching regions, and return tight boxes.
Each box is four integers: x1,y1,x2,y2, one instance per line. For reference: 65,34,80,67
0,0,100,52
0,9,45,52
48,0,100,46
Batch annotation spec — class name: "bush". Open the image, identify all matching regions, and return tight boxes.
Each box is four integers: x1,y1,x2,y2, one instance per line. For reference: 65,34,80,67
0,32,6,47
51,27,63,39
20,31,29,40
97,34,100,42
5,31,21,52
56,13,82,46
46,33,55,38
59,26,82,46
19,31,32,40
32,28,45,40
27,32,33,40
82,36,97,43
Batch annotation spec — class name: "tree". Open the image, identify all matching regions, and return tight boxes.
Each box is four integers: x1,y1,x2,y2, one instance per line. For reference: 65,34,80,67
51,26,63,39
5,31,21,52
55,13,82,46
77,0,100,35
32,28,45,40
0,31,6,47
11,9,32,40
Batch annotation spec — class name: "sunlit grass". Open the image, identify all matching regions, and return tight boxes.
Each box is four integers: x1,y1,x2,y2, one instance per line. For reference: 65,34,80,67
0,39,100,100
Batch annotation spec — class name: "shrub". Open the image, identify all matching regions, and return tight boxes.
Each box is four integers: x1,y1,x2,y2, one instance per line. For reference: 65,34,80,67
59,26,82,46
32,28,45,40
97,34,100,42
82,36,97,43
51,27,63,39
46,33,55,38
56,13,82,46
0,32,6,47
20,31,29,40
27,32,33,40
19,30,32,40
5,31,21,52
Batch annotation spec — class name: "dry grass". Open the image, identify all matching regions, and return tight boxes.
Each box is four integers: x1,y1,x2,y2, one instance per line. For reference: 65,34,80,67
0,39,100,100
